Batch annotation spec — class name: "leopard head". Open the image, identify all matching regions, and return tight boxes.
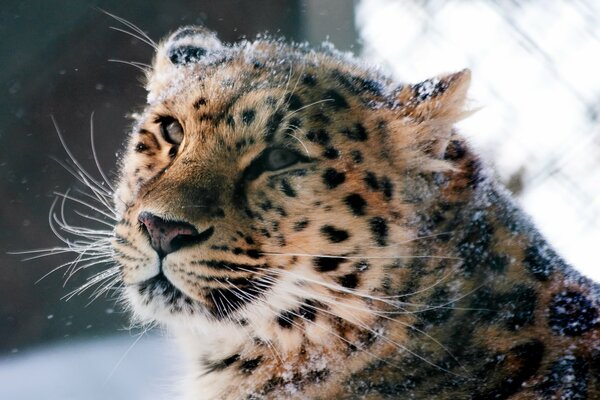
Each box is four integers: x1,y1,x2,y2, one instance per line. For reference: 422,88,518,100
112,26,471,352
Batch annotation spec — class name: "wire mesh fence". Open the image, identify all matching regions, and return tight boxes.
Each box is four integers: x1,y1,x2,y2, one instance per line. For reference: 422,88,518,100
356,0,600,280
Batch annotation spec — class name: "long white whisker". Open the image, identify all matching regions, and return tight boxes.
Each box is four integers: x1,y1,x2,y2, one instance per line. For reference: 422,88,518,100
108,59,151,73
89,112,116,192
100,9,157,50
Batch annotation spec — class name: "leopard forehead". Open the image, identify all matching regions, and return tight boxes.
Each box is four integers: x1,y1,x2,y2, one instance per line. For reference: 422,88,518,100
112,26,470,332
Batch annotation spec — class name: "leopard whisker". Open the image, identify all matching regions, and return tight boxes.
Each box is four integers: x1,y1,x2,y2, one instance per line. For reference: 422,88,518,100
88,277,123,304
258,266,464,311
53,191,117,222
284,129,311,157
285,98,334,117
51,116,115,199
101,9,158,50
63,265,120,301
88,112,116,193
73,210,116,229
108,59,151,73
275,281,470,377
35,254,113,284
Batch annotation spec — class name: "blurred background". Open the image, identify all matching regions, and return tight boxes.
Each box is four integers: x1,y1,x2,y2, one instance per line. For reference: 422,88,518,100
0,0,598,398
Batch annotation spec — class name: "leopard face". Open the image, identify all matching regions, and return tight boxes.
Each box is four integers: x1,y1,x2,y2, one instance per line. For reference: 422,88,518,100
112,27,469,350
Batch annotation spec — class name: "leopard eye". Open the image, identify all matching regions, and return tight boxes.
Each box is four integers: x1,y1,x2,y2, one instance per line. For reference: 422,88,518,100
159,118,184,145
243,147,305,182
264,148,300,171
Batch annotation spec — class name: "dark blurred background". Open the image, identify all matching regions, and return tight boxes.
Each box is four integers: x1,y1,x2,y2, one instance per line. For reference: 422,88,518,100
0,0,357,356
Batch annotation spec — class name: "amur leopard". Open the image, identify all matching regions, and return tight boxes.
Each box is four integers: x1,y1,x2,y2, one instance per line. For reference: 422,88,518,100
87,26,600,399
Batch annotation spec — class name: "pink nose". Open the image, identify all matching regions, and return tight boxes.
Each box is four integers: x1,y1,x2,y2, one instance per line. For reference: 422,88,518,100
138,212,211,256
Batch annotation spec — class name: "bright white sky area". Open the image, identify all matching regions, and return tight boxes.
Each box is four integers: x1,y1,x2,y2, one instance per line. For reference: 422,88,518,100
0,334,174,400
357,0,600,281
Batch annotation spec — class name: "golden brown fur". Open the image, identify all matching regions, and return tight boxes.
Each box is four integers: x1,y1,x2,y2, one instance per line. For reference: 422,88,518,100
109,27,600,399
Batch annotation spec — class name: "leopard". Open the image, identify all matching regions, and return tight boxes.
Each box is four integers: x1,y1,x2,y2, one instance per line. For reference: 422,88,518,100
107,26,600,399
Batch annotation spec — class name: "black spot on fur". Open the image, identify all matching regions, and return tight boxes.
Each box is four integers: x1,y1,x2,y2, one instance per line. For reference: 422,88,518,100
306,129,330,145
311,112,331,124
265,96,277,107
301,73,317,86
205,353,240,373
344,193,367,216
240,357,263,374
306,368,330,384
259,377,285,395
457,213,494,276
299,300,317,321
246,249,260,259
323,147,340,159
284,93,303,110
538,355,588,399
193,97,207,109
259,200,272,211
444,139,466,161
265,111,284,142
469,284,537,331
168,45,207,64
339,273,359,289
313,257,345,272
289,116,302,129
320,225,350,243
277,311,295,329
241,109,256,125
351,150,363,164
473,340,544,400
226,115,235,128
364,172,379,191
369,217,388,246
412,78,448,101
523,241,556,281
322,168,346,189
280,179,296,197
381,176,393,200
342,123,368,141
548,291,598,336
418,286,454,325
332,70,384,97
487,253,510,274
293,218,309,232
324,89,349,109
466,159,484,188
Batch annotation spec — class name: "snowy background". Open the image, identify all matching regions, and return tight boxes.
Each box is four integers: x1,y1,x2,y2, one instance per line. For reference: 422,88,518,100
0,334,176,400
356,0,600,281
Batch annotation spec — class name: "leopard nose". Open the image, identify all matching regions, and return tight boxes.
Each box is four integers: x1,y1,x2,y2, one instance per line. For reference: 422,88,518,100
138,211,214,257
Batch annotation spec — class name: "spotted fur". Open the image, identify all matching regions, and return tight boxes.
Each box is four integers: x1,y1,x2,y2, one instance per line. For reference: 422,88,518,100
110,26,600,399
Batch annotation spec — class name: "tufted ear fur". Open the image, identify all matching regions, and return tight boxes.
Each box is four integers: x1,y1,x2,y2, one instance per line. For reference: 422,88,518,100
394,69,472,160
146,26,223,102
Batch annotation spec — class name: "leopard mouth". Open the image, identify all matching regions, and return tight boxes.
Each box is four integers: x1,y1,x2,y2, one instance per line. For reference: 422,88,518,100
137,271,187,305
132,258,272,320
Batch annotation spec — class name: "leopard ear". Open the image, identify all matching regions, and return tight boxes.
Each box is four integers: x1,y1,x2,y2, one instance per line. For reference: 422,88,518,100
147,26,223,101
161,26,223,65
396,69,472,159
